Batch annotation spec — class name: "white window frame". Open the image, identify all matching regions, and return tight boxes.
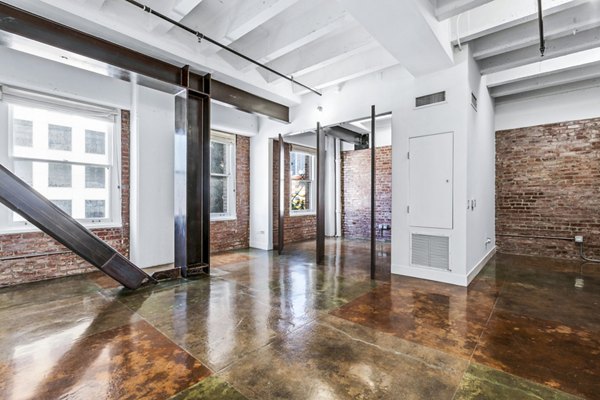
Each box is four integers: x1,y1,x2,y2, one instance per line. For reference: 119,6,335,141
289,148,316,216
0,89,121,234
210,131,236,221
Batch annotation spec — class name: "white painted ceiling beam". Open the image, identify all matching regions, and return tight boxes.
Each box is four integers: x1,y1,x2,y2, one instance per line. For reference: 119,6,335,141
166,0,299,57
77,0,106,10
471,3,600,60
490,61,600,97
259,25,377,83
495,77,600,104
292,47,398,94
479,25,600,74
434,0,493,21
451,0,586,44
145,0,204,34
487,47,600,87
339,0,454,76
218,0,350,70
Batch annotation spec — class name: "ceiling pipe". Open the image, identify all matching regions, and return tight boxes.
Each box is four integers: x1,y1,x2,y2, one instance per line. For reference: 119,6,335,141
121,0,322,96
538,0,546,57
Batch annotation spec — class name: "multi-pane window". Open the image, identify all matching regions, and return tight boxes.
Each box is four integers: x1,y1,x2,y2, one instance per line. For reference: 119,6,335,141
290,150,315,214
210,132,236,219
5,100,117,226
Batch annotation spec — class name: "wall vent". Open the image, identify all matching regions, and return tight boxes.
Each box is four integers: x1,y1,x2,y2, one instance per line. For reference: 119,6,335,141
471,93,478,111
411,234,450,270
415,91,446,108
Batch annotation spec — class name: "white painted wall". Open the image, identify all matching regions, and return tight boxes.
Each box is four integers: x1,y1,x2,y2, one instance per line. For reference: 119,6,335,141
466,49,496,281
495,85,600,131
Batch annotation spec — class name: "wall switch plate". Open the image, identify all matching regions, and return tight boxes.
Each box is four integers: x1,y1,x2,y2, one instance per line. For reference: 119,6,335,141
575,236,584,243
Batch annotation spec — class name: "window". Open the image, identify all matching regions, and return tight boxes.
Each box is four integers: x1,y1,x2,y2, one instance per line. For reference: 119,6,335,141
210,131,236,220
290,150,315,214
2,92,119,231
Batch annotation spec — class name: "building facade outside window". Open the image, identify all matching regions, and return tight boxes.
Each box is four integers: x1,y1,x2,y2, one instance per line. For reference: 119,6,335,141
1,87,120,232
210,131,236,220
290,149,315,215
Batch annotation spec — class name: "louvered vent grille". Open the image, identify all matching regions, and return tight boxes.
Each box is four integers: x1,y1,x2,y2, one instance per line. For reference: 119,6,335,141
415,91,446,108
411,234,449,270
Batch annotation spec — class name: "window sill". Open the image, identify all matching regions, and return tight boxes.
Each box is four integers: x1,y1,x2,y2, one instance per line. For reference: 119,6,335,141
211,216,237,222
0,222,123,235
290,212,316,217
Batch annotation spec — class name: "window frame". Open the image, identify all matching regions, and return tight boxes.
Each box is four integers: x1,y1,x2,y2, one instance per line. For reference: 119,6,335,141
289,148,316,216
1,100,121,234
210,131,237,221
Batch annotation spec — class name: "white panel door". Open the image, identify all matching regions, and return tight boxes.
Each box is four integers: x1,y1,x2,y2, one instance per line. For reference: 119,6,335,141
409,132,453,229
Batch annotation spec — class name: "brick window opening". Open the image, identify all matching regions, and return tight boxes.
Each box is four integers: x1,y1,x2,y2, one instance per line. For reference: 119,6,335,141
290,150,315,214
210,131,236,220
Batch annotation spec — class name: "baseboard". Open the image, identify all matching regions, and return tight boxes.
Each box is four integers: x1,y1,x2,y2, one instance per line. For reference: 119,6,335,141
467,246,496,284
391,264,469,287
249,240,271,251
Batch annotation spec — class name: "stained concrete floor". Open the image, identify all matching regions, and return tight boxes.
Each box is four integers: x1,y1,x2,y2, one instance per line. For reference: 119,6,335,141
0,238,598,399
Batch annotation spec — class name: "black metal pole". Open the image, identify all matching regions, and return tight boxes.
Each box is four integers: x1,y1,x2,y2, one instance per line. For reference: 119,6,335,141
370,105,376,280
278,134,285,255
121,0,322,96
316,122,326,264
538,0,545,57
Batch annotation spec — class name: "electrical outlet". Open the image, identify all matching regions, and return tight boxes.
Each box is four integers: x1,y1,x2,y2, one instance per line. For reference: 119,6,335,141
575,236,584,243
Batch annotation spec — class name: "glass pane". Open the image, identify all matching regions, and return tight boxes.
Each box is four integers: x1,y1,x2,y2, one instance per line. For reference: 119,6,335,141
85,166,106,189
210,176,228,214
48,163,72,188
52,200,72,216
14,119,33,147
290,181,312,211
210,141,227,174
48,124,72,151
290,152,312,180
85,130,106,154
85,200,105,218
14,160,33,186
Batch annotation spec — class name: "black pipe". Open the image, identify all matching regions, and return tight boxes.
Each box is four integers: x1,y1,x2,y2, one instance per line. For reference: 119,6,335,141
121,0,322,96
538,0,545,57
498,233,572,241
579,242,600,264
0,251,72,262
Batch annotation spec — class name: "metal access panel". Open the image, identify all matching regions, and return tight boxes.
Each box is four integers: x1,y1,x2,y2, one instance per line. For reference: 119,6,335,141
409,132,453,229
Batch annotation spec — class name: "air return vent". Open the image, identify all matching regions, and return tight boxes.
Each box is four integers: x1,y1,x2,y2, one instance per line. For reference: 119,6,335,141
411,234,450,270
415,91,446,108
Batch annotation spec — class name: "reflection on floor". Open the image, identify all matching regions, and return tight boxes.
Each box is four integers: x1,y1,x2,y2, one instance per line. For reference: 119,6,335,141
0,238,597,399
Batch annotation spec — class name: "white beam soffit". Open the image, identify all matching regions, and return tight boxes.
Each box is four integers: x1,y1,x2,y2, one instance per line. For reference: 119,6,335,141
434,0,494,21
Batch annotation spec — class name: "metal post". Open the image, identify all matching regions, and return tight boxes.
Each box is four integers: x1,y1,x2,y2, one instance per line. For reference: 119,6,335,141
370,105,376,280
316,122,326,264
278,134,285,255
538,0,545,57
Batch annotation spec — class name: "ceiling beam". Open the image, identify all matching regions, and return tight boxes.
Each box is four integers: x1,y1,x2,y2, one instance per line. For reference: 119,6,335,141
259,25,376,83
471,2,600,60
495,76,600,104
150,0,204,35
0,2,290,122
218,0,350,70
451,0,586,44
292,46,397,94
434,0,493,21
479,25,600,74
176,0,300,56
490,61,600,97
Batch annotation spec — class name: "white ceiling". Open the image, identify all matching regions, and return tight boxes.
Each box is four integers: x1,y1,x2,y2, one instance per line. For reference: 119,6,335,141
3,0,600,105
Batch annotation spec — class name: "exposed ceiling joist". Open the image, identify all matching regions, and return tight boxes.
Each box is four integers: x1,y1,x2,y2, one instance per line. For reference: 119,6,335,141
490,60,600,97
471,2,600,60
259,25,376,83
495,76,600,104
149,0,204,34
218,0,350,70
479,25,600,74
434,0,493,21
293,46,397,94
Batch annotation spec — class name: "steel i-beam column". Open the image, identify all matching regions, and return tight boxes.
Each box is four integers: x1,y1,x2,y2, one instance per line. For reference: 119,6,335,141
175,68,211,277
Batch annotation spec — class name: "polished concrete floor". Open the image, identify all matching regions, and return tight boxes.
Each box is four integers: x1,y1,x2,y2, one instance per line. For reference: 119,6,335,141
0,239,599,399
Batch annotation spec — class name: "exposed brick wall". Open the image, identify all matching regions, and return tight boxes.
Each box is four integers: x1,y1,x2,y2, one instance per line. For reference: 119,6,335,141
341,146,392,241
496,118,600,260
210,135,250,253
273,141,316,247
0,111,131,287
